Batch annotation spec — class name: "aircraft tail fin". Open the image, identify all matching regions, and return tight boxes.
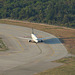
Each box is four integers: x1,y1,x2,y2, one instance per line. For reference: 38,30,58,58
32,28,34,34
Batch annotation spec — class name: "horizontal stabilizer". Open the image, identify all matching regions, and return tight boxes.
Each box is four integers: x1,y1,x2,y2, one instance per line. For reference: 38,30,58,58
39,37,51,40
17,37,32,40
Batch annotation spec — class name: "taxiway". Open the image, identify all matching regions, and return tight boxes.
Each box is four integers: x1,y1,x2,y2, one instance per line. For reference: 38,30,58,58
0,24,68,75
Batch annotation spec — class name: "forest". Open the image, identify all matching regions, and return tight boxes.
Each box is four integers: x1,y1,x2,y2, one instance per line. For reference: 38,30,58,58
0,0,75,28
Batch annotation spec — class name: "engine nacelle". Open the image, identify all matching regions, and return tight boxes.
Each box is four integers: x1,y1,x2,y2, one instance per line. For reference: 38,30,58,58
41,40,43,42
28,40,31,42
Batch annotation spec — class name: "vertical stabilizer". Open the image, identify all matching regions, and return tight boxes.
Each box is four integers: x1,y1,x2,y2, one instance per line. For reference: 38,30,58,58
32,28,34,34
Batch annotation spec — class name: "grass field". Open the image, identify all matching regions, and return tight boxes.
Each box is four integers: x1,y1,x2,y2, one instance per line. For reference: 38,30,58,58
35,57,75,75
0,19,75,75
0,38,8,51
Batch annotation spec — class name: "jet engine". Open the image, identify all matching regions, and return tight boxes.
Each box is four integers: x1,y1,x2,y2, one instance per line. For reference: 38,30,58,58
28,40,32,42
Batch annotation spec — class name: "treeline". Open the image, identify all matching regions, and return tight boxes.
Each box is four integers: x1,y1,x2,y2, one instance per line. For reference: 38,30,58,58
0,0,75,28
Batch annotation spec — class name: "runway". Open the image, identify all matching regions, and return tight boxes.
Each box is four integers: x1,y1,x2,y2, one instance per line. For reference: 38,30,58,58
0,24,68,75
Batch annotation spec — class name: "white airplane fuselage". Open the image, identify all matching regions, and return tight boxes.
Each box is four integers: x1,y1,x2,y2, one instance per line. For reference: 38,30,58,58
18,29,50,43
31,34,38,43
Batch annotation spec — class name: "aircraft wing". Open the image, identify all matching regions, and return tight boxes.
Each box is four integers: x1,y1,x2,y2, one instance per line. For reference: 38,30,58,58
17,37,32,40
38,37,51,40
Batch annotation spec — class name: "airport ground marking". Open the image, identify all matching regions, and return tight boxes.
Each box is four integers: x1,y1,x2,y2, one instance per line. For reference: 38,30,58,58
32,43,55,63
13,37,24,51
48,44,55,57
0,25,55,58
36,44,42,55
7,35,25,53
0,32,25,56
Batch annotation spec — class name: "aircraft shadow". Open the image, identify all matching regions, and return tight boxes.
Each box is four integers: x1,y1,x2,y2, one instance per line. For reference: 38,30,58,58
44,38,61,44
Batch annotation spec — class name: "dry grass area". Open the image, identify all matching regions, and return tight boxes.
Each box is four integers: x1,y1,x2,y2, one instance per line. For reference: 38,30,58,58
35,58,75,75
35,57,75,75
0,19,75,54
0,19,75,75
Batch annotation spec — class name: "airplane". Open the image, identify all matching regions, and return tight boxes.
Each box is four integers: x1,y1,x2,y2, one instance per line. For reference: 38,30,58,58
18,28,51,43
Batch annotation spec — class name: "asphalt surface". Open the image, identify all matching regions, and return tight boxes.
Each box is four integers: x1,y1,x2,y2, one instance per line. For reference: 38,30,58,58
0,24,68,75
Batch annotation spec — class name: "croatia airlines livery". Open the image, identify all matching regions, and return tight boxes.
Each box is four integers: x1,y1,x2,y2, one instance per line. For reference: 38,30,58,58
18,28,51,43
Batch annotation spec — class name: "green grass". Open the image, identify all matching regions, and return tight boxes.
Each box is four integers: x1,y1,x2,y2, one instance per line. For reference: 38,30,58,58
0,38,8,51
